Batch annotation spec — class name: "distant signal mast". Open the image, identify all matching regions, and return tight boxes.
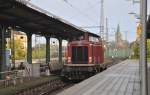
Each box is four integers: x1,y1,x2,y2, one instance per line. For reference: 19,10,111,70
100,0,104,40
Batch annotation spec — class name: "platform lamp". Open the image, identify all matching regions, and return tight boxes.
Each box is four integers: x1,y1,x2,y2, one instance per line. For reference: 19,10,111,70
126,0,140,4
127,0,148,94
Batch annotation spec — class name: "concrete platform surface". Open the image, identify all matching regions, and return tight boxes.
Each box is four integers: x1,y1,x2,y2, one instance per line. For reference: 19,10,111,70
57,60,140,95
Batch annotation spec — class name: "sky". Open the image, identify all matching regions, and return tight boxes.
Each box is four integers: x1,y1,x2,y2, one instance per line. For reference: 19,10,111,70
30,0,150,43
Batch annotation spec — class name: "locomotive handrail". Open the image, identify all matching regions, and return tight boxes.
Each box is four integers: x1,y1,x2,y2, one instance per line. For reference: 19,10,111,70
64,64,96,66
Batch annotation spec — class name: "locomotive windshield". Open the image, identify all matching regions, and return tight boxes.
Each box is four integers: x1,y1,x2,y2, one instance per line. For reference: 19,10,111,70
72,46,88,64
89,36,99,42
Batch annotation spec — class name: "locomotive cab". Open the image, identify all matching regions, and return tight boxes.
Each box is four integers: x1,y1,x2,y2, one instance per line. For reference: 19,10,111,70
67,33,104,65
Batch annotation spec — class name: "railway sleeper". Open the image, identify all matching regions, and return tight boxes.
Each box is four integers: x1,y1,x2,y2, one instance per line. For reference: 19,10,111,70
15,79,65,95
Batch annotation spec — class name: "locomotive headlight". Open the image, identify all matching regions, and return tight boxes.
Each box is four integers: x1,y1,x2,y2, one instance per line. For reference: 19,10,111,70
68,57,71,63
89,57,92,63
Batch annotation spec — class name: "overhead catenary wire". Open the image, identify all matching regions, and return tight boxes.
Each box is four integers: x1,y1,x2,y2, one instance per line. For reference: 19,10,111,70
62,0,102,26
84,0,102,12
62,0,98,24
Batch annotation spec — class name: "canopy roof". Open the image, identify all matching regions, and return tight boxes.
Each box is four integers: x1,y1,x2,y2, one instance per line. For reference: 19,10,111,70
0,0,99,39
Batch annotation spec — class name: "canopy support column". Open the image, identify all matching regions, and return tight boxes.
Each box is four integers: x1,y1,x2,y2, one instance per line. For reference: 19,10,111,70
27,33,32,64
45,37,51,74
58,38,62,64
0,25,6,73
46,37,50,64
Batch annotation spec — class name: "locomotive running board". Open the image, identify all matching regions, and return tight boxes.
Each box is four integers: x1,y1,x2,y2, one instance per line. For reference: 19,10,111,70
64,64,99,67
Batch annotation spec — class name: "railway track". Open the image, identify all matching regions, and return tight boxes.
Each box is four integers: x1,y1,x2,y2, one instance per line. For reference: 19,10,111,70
0,76,68,95
15,77,65,95
0,58,125,95
41,83,74,95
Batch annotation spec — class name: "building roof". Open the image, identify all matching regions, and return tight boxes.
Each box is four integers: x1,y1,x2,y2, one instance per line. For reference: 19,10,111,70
0,0,99,40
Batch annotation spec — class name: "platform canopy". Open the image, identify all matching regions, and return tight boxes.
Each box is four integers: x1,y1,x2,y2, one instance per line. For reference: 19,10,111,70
0,0,99,39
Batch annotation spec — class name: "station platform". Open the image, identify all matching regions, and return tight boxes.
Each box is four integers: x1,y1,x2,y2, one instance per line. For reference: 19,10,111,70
58,60,140,95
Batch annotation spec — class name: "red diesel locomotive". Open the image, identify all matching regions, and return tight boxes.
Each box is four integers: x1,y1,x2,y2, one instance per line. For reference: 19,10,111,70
62,33,105,80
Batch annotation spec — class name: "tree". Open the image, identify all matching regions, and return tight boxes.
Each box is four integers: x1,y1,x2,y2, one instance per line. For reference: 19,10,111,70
131,42,139,59
147,39,150,58
14,39,26,60
131,40,150,59
32,44,46,59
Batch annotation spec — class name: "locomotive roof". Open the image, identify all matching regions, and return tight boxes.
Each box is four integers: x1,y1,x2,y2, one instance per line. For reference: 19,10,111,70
0,0,99,39
87,32,100,38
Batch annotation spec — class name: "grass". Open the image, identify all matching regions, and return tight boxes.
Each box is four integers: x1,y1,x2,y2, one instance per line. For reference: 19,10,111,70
0,76,59,95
